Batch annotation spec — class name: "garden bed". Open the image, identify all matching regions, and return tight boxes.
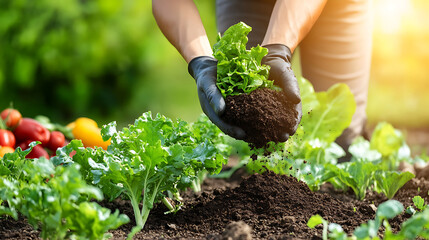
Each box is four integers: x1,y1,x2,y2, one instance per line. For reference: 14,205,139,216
1,167,428,240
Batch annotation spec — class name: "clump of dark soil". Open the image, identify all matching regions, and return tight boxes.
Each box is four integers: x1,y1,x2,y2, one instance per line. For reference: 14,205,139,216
222,88,298,148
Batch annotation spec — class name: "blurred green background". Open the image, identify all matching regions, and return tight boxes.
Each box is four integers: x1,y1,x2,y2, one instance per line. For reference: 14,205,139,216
0,0,428,133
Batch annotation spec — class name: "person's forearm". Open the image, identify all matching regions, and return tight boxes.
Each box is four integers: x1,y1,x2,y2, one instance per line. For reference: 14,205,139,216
262,0,327,53
152,0,212,63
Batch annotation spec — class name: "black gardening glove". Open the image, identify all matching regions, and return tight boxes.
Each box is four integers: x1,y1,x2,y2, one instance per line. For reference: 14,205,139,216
261,44,303,140
188,56,246,140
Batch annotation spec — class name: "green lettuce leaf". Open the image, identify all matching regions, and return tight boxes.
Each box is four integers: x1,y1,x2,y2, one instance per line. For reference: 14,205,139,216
370,122,404,157
305,83,356,143
373,170,414,199
331,161,377,200
213,22,274,97
65,112,225,238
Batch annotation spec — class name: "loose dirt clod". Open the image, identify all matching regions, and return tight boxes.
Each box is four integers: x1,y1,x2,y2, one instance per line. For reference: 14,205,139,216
222,88,298,148
221,221,253,240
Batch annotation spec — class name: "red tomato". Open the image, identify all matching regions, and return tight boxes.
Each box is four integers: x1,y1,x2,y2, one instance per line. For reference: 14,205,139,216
1,108,22,129
13,118,50,146
46,131,66,152
0,129,15,148
18,141,49,159
0,146,14,158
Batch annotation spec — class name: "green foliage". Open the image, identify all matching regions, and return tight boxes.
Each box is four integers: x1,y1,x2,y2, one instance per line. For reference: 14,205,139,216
332,161,377,200
354,200,404,239
393,207,429,239
213,22,275,97
0,152,129,240
374,171,415,199
348,137,382,162
55,112,226,238
412,196,427,212
303,83,356,143
188,114,233,191
307,214,347,240
190,114,232,157
284,77,355,161
308,199,429,240
370,122,404,157
0,0,153,121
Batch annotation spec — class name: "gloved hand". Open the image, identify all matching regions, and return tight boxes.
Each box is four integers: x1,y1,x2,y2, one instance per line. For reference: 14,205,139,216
261,44,303,139
188,56,246,140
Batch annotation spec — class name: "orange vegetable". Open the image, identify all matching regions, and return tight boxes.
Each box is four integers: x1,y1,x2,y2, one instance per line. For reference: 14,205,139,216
0,146,14,158
69,117,110,150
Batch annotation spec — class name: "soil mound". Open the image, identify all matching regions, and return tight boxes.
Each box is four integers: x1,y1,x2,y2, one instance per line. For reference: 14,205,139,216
222,88,298,148
143,172,376,239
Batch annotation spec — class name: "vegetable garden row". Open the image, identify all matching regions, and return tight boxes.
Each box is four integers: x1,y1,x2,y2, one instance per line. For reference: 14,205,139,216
2,22,429,239
1,76,429,239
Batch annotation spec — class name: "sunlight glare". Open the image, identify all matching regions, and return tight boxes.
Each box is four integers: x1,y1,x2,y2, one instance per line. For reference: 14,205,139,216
374,0,413,34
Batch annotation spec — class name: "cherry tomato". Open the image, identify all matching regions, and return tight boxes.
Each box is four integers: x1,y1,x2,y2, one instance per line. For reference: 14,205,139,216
18,141,49,159
0,146,14,158
46,131,66,152
13,118,50,146
1,108,22,129
0,129,15,148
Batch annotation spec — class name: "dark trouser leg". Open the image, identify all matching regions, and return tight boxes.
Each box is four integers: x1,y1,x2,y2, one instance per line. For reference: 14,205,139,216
216,0,276,48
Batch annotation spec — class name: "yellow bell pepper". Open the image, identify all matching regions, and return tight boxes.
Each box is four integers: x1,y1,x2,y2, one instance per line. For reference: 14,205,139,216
68,117,110,150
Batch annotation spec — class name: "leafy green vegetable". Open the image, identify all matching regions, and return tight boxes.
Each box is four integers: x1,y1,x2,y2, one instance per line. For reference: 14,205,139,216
190,114,232,157
293,78,356,144
0,141,39,179
413,196,427,212
393,207,429,239
213,22,274,97
354,200,404,239
349,136,382,162
370,122,404,157
369,122,407,170
332,161,377,200
0,157,129,240
374,170,415,199
307,214,347,240
283,77,355,163
62,112,225,238
308,214,328,240
301,163,337,191
308,200,429,240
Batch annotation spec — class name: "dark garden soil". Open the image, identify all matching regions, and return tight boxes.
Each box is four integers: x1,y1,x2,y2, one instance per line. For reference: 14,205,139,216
222,88,298,148
2,168,428,240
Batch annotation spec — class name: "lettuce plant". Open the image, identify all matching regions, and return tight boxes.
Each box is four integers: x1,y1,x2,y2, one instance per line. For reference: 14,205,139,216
331,161,377,200
0,156,128,240
213,22,275,97
373,170,415,199
307,214,347,240
61,112,225,238
189,115,231,191
308,200,429,240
